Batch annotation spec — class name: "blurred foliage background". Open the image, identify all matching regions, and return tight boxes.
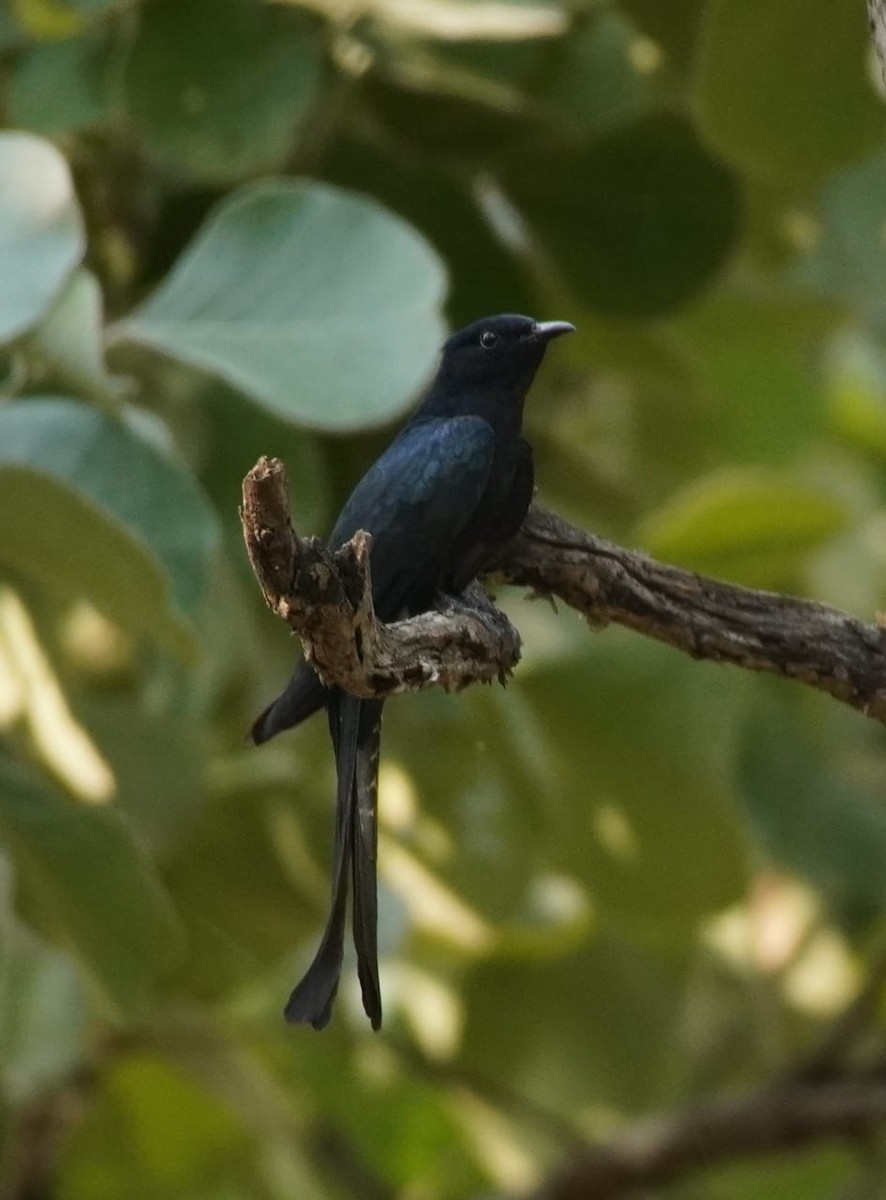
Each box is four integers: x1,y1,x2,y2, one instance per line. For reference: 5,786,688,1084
2,0,886,1196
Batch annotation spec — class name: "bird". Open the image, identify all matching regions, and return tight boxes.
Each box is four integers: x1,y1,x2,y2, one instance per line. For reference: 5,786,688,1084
251,313,575,1030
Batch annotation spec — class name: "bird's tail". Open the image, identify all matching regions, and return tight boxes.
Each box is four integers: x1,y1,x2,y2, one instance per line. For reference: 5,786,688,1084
251,662,327,744
351,698,383,1028
284,691,383,1030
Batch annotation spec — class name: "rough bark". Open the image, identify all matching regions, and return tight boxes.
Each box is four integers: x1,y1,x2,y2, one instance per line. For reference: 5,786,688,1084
241,458,886,726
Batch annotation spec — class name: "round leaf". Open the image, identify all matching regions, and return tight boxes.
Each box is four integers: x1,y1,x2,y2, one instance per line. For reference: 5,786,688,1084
0,131,84,345
111,180,448,430
7,34,115,134
695,0,885,185
0,398,219,657
28,268,126,403
123,0,322,183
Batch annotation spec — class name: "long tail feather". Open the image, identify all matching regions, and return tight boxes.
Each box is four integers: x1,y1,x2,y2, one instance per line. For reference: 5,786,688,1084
283,690,356,1028
352,700,383,1029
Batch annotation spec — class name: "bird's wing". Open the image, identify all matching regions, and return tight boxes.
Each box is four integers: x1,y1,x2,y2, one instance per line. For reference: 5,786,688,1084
329,415,497,618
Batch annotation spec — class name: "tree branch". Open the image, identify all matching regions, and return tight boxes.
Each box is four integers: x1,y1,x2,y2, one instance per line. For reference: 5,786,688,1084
490,506,886,726
241,460,886,725
530,1072,886,1200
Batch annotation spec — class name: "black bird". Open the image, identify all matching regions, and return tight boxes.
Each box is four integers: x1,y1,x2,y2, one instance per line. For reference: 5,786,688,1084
251,313,574,1030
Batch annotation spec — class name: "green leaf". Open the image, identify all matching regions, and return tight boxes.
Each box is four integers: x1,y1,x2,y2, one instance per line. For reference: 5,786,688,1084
539,8,657,140
794,145,886,325
826,333,886,459
111,180,448,431
694,0,885,185
6,32,116,134
504,114,739,316
0,132,84,345
0,755,182,1016
0,398,219,657
123,0,322,183
28,268,126,404
638,469,851,588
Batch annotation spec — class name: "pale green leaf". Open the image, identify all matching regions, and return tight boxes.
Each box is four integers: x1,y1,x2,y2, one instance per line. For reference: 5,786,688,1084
28,268,127,405
0,398,219,657
0,132,84,345
7,33,115,134
111,180,448,430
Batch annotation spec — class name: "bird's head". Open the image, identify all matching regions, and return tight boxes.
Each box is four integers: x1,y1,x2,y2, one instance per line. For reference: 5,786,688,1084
432,314,574,412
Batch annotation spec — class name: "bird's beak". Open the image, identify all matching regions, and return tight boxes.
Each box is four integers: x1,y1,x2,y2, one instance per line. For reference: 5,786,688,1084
530,320,576,342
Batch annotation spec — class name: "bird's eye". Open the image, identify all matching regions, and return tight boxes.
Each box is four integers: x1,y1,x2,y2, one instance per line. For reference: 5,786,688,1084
480,330,499,349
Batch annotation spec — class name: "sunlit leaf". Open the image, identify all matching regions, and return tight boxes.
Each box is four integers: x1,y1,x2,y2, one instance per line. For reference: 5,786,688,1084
112,180,448,430
290,0,567,41
0,131,84,345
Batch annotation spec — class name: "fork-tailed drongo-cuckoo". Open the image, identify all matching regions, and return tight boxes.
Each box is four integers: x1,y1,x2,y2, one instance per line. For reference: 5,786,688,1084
251,313,575,1030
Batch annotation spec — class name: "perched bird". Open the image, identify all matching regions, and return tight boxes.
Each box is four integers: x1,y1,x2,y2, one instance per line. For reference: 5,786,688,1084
251,313,574,1030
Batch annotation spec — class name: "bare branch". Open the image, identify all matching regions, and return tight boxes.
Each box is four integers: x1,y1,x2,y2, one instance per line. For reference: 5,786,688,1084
241,461,886,723
530,1073,886,1200
490,505,886,726
240,456,521,699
